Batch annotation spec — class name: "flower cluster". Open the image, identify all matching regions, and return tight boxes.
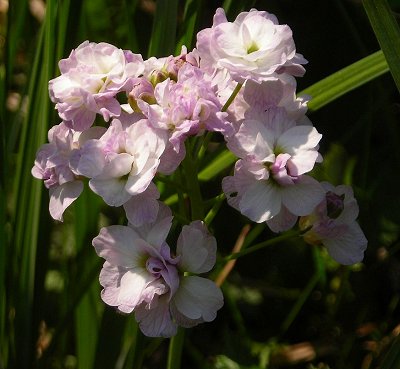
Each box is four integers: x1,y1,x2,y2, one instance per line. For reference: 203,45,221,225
32,8,367,337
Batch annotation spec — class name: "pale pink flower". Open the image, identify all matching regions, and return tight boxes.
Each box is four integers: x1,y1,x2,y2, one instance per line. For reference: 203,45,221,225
92,209,223,337
220,76,311,138
123,182,161,227
223,110,325,223
196,8,307,83
139,63,229,154
49,41,145,131
299,182,367,265
86,118,167,207
31,122,105,221
242,76,310,124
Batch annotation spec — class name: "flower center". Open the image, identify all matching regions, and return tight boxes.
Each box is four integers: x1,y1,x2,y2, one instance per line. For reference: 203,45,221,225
247,42,259,54
326,191,345,219
267,153,297,186
146,257,165,278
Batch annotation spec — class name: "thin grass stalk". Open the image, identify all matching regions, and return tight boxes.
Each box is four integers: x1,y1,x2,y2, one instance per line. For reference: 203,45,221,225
123,0,140,52
12,0,55,365
0,23,7,363
362,0,400,93
147,0,179,57
6,0,29,82
56,0,71,62
175,0,204,53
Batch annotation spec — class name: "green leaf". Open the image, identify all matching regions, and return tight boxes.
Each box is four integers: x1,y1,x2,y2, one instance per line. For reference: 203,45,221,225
74,189,104,369
147,0,179,57
362,0,400,93
11,0,56,365
380,335,400,369
299,50,389,112
175,0,204,53
198,150,236,181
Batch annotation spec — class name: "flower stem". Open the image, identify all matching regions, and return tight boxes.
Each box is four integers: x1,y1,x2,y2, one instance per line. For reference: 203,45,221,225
182,140,204,220
204,193,225,226
221,82,243,112
167,327,185,369
223,229,303,262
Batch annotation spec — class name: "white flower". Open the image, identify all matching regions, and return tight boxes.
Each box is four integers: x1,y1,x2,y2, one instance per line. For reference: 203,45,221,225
223,109,324,223
92,209,223,337
196,8,307,83
86,118,167,207
49,41,144,131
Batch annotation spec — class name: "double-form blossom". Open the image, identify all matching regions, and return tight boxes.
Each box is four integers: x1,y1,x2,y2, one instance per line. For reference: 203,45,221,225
74,117,167,207
299,182,367,265
223,109,325,226
139,63,229,153
49,41,145,131
221,76,311,137
31,122,105,220
92,207,223,337
196,8,307,83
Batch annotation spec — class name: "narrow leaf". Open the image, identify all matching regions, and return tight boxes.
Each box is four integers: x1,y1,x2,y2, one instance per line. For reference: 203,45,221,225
147,0,179,57
175,0,203,53
198,150,236,181
362,0,400,92
300,50,389,112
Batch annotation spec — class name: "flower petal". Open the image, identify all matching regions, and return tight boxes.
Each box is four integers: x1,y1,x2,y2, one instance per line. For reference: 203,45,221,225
323,222,367,265
49,181,83,221
171,276,223,324
266,205,298,233
281,176,325,216
240,180,281,222
123,182,160,227
277,125,322,154
92,225,146,267
135,295,177,337
117,267,154,312
177,221,217,273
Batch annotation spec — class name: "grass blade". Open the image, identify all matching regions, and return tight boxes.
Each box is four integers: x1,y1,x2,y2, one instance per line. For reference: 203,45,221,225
11,0,56,365
362,0,400,92
147,0,179,57
198,150,236,181
300,50,389,112
381,335,400,369
175,0,203,53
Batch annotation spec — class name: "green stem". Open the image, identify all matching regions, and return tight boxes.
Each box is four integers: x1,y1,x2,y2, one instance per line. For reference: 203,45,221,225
279,271,320,335
204,193,225,226
221,82,243,112
196,131,213,162
182,140,204,220
223,229,304,262
167,327,185,369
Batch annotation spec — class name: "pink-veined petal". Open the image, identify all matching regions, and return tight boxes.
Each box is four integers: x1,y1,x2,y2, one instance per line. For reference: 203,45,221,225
239,180,281,222
135,295,177,337
172,276,223,322
177,221,217,273
281,176,325,216
92,225,146,267
49,181,83,221
323,222,367,265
